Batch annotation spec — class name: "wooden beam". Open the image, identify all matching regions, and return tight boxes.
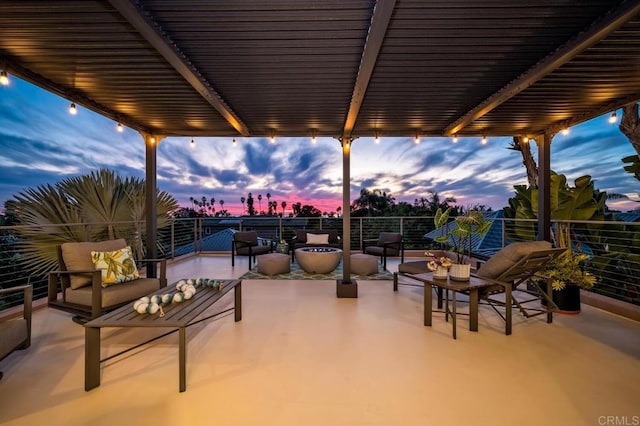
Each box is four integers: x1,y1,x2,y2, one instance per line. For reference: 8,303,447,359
443,0,640,136
109,0,251,137
343,0,396,137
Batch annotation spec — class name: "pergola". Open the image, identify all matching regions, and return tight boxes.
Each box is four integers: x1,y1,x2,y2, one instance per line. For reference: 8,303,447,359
2,1,640,292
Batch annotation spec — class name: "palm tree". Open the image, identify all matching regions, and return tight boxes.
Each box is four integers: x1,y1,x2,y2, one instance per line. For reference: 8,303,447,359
8,169,178,274
266,192,271,214
240,196,246,214
257,194,263,214
219,199,225,214
336,206,342,217
281,201,287,216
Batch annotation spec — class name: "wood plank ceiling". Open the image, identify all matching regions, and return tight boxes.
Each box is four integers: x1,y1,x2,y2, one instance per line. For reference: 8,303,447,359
1,0,640,139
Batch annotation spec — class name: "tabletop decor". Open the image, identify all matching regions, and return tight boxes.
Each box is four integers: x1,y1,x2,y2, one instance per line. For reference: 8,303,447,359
425,251,452,279
132,278,225,316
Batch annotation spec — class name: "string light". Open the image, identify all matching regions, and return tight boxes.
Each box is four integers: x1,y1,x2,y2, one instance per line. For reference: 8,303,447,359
117,122,124,133
481,135,488,145
522,136,529,143
374,130,380,144
270,131,276,144
69,102,77,115
608,112,618,124
232,138,237,147
150,136,156,144
190,138,195,148
0,70,9,86
452,135,458,143
311,130,317,144
561,127,570,136
414,131,420,144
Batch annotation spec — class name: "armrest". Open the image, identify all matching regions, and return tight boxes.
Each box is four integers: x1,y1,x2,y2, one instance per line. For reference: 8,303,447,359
0,284,32,346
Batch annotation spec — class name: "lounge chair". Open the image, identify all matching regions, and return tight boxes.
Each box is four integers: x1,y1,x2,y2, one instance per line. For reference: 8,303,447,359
48,239,167,321
0,284,32,380
231,231,275,268
363,232,404,270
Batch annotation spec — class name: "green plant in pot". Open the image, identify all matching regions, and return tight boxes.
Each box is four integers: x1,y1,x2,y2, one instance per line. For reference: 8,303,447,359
433,207,491,280
504,172,604,312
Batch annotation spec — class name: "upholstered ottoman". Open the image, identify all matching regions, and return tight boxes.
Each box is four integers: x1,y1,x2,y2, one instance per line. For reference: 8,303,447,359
350,253,379,276
257,253,291,275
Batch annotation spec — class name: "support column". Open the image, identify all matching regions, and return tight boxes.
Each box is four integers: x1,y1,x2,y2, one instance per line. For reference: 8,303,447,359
535,133,552,242
337,137,357,298
141,132,160,278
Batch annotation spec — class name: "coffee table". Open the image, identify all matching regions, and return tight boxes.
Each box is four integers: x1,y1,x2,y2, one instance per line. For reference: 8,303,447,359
84,279,241,392
401,272,510,339
295,247,342,274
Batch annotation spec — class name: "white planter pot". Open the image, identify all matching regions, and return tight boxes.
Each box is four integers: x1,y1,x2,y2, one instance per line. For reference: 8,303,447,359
432,265,448,280
449,264,471,281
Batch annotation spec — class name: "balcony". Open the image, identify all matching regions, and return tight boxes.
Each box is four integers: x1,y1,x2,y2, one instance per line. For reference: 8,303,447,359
1,253,639,425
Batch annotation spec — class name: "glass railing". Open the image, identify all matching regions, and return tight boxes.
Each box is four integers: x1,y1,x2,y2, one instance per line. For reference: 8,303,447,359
1,216,639,310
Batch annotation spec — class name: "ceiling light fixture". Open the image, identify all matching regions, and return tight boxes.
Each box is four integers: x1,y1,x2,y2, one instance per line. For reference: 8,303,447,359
608,112,618,124
69,102,77,115
452,135,458,143
0,70,9,86
117,122,124,133
481,135,488,145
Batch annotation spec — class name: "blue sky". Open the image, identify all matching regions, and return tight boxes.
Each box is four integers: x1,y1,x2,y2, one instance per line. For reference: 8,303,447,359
1,76,638,215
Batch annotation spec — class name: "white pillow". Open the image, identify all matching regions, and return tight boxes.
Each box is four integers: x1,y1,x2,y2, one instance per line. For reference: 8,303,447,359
307,233,329,244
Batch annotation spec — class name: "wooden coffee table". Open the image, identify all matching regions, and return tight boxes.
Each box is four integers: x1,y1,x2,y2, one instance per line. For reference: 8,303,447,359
84,279,241,392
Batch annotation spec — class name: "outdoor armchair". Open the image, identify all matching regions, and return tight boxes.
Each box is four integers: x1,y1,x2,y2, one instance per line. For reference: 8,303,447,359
0,283,32,380
363,232,404,270
232,231,275,268
48,239,167,322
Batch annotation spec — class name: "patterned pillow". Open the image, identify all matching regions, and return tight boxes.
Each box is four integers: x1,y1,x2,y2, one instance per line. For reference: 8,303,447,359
91,246,140,287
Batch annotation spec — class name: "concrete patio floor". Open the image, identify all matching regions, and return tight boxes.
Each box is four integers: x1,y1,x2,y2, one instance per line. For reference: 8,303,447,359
0,255,638,426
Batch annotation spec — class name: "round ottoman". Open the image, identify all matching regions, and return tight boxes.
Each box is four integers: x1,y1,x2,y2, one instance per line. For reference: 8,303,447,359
257,253,291,275
351,253,379,276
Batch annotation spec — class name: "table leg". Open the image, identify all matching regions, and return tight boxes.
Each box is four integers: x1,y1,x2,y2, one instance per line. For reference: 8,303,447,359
437,287,443,309
452,290,457,340
424,283,432,326
469,289,479,332
235,281,242,322
85,326,101,391
444,289,450,322
179,327,186,392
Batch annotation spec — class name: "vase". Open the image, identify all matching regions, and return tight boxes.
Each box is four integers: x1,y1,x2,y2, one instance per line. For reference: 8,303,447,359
432,265,448,280
553,285,581,314
449,263,471,281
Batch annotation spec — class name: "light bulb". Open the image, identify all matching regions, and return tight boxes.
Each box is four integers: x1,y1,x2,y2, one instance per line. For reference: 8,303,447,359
452,135,458,143
0,70,9,86
374,135,380,144
414,135,420,144
311,135,317,144
561,128,570,136
232,138,237,147
69,103,77,115
117,122,123,132
190,138,195,148
522,136,529,143
481,136,488,145
270,135,276,144
608,112,617,124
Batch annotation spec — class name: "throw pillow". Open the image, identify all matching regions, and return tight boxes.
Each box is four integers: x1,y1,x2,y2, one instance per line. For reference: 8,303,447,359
91,246,140,287
306,233,329,244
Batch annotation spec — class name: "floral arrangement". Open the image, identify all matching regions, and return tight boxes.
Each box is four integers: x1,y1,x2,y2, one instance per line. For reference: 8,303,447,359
425,252,453,271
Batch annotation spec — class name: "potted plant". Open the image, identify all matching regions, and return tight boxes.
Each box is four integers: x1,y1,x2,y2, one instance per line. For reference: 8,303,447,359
505,173,604,313
433,207,491,280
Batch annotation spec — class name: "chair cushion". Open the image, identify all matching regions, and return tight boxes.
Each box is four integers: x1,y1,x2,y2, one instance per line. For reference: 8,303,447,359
65,277,161,309
61,239,127,289
476,241,552,279
307,233,329,244
234,231,258,245
91,246,140,287
377,232,402,245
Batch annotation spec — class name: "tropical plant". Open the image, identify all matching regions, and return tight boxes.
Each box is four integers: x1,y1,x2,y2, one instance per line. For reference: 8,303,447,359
433,207,490,264
504,172,605,290
7,169,178,274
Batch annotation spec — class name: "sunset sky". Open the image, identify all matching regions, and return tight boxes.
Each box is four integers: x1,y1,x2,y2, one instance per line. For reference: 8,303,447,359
1,76,638,215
